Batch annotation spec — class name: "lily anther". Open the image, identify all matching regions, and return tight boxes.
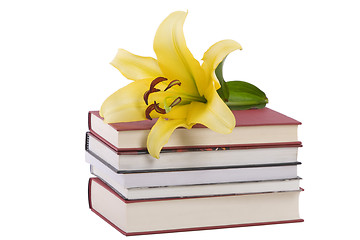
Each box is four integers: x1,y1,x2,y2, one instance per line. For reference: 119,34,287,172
143,77,206,120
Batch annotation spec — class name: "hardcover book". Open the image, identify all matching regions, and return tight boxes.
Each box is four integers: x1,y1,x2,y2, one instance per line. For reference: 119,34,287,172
90,161,301,200
88,108,301,151
88,178,303,236
86,131,301,172
85,151,300,188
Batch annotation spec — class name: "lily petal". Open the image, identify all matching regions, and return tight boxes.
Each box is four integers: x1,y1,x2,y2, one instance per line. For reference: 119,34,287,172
163,104,190,120
153,11,207,96
202,40,242,89
111,49,163,81
100,79,153,123
147,117,191,158
187,86,235,134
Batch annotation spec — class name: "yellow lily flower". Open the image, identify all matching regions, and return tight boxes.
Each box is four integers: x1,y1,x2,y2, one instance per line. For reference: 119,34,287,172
100,11,242,158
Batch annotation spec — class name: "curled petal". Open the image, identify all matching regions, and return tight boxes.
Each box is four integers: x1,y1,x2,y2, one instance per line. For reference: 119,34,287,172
187,86,235,134
153,11,206,96
111,49,163,81
202,40,242,89
147,118,191,159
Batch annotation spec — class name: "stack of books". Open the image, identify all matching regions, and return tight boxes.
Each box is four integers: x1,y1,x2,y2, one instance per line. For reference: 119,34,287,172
85,107,303,236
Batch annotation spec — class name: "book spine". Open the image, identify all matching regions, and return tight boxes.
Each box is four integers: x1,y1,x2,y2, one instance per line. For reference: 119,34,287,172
85,132,90,151
88,178,93,210
88,111,93,132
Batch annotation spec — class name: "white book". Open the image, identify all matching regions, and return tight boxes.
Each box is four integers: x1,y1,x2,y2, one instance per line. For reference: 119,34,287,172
91,162,301,200
86,132,300,173
85,151,300,188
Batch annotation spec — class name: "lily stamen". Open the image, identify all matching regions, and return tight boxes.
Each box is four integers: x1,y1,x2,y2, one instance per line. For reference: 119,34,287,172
145,103,156,120
150,77,167,89
144,77,168,105
143,88,160,105
144,77,182,106
169,97,182,108
154,101,167,114
145,101,168,120
164,80,181,91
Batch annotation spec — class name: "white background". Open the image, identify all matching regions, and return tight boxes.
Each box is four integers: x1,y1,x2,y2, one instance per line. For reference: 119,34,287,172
1,0,359,239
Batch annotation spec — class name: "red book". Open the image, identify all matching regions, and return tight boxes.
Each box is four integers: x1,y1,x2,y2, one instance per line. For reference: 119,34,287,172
88,178,304,236
88,107,301,151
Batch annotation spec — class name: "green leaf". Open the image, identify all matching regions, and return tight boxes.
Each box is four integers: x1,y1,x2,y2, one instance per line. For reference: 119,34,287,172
226,81,268,110
215,58,229,101
214,58,268,110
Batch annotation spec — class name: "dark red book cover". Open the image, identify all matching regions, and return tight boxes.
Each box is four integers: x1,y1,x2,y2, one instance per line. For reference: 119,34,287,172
88,178,304,236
